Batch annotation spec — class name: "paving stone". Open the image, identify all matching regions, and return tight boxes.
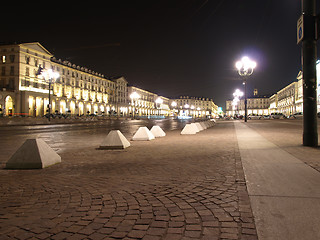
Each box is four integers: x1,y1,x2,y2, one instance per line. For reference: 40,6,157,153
0,122,257,240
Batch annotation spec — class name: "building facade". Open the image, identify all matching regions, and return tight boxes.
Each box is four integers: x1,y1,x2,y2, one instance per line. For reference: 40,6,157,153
225,95,270,117
0,42,218,119
268,71,304,115
226,64,320,117
170,96,218,118
0,42,124,117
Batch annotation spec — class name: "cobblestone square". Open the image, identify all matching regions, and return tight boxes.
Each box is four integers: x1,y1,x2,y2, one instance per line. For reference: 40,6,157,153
0,121,257,240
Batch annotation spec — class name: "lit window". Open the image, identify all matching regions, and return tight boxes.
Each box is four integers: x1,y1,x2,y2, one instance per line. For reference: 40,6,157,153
1,56,6,63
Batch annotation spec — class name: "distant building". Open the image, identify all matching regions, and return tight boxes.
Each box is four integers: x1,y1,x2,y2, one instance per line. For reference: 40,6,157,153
268,71,304,115
226,61,320,117
170,96,218,118
226,92,270,117
127,86,170,117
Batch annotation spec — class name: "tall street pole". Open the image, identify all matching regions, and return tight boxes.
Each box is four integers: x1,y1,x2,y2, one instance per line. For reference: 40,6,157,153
244,79,248,122
301,0,318,147
48,81,51,122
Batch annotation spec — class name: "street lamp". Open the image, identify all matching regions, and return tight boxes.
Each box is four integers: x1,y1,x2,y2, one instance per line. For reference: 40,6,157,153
232,89,243,117
155,97,163,116
130,92,140,118
171,101,177,117
37,67,59,121
235,56,256,122
233,89,243,117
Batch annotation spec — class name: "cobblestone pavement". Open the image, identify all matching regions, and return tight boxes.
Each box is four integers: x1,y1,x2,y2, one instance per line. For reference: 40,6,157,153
0,121,257,240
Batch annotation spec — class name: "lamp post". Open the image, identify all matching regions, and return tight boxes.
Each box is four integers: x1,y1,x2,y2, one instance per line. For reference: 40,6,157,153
155,97,163,116
130,92,140,119
171,101,177,117
232,89,243,117
37,67,59,121
300,0,318,147
233,89,243,118
235,57,256,122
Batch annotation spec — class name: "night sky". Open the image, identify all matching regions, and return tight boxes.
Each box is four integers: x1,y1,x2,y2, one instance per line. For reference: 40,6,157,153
2,0,320,109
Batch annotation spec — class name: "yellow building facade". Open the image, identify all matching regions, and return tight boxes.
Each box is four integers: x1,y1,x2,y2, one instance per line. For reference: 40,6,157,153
170,96,218,118
0,42,121,117
0,42,219,119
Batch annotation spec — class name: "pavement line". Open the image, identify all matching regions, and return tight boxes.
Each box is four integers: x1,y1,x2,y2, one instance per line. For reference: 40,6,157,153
234,121,320,240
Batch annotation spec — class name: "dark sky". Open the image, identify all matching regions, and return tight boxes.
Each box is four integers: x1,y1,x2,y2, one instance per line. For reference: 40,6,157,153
2,0,320,109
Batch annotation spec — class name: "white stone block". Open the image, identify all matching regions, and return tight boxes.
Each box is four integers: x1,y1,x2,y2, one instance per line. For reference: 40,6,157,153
150,126,166,137
200,122,207,129
195,122,204,131
181,124,197,134
132,126,155,141
6,139,61,169
190,123,200,132
99,130,130,149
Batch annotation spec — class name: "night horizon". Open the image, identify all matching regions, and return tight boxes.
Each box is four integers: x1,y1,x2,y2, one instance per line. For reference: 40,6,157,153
2,0,320,109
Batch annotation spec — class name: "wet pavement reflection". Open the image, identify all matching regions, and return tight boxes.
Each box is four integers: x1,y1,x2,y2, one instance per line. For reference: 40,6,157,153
0,119,192,166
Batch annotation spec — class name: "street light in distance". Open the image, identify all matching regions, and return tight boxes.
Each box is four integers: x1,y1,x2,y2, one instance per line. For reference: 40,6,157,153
235,56,256,122
37,67,60,121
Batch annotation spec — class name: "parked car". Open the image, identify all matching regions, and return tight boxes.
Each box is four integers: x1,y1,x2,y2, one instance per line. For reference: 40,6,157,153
262,115,271,119
290,112,303,119
248,114,261,120
270,112,286,119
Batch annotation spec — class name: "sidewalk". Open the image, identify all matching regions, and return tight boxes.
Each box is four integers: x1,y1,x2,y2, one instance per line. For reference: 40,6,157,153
0,121,257,240
235,121,320,240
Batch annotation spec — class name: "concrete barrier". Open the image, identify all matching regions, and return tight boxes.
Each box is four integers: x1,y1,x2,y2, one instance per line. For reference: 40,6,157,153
195,122,204,131
132,126,155,141
181,124,197,134
99,130,130,149
6,139,61,169
190,123,200,133
150,126,166,137
200,122,207,129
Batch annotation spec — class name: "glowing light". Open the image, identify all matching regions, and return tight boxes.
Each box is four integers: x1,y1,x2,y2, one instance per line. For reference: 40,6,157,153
156,97,163,104
233,89,243,98
235,56,256,76
130,92,140,100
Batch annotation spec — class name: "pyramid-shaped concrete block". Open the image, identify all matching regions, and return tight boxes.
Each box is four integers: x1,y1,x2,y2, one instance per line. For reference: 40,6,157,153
190,123,200,132
181,124,197,135
132,127,155,141
195,122,204,131
200,122,208,130
6,139,61,169
150,126,166,137
205,121,212,128
99,130,130,149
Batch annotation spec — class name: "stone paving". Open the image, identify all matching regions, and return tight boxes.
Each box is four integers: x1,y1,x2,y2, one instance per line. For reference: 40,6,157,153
0,121,257,240
246,119,320,173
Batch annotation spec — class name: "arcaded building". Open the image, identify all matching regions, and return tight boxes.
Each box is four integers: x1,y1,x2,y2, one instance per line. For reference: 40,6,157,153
0,42,125,117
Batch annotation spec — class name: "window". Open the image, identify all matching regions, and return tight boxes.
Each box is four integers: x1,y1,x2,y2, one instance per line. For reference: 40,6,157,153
10,66,14,76
9,55,15,63
34,58,38,67
9,78,14,89
1,56,6,63
25,56,30,64
26,67,30,76
1,66,5,76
